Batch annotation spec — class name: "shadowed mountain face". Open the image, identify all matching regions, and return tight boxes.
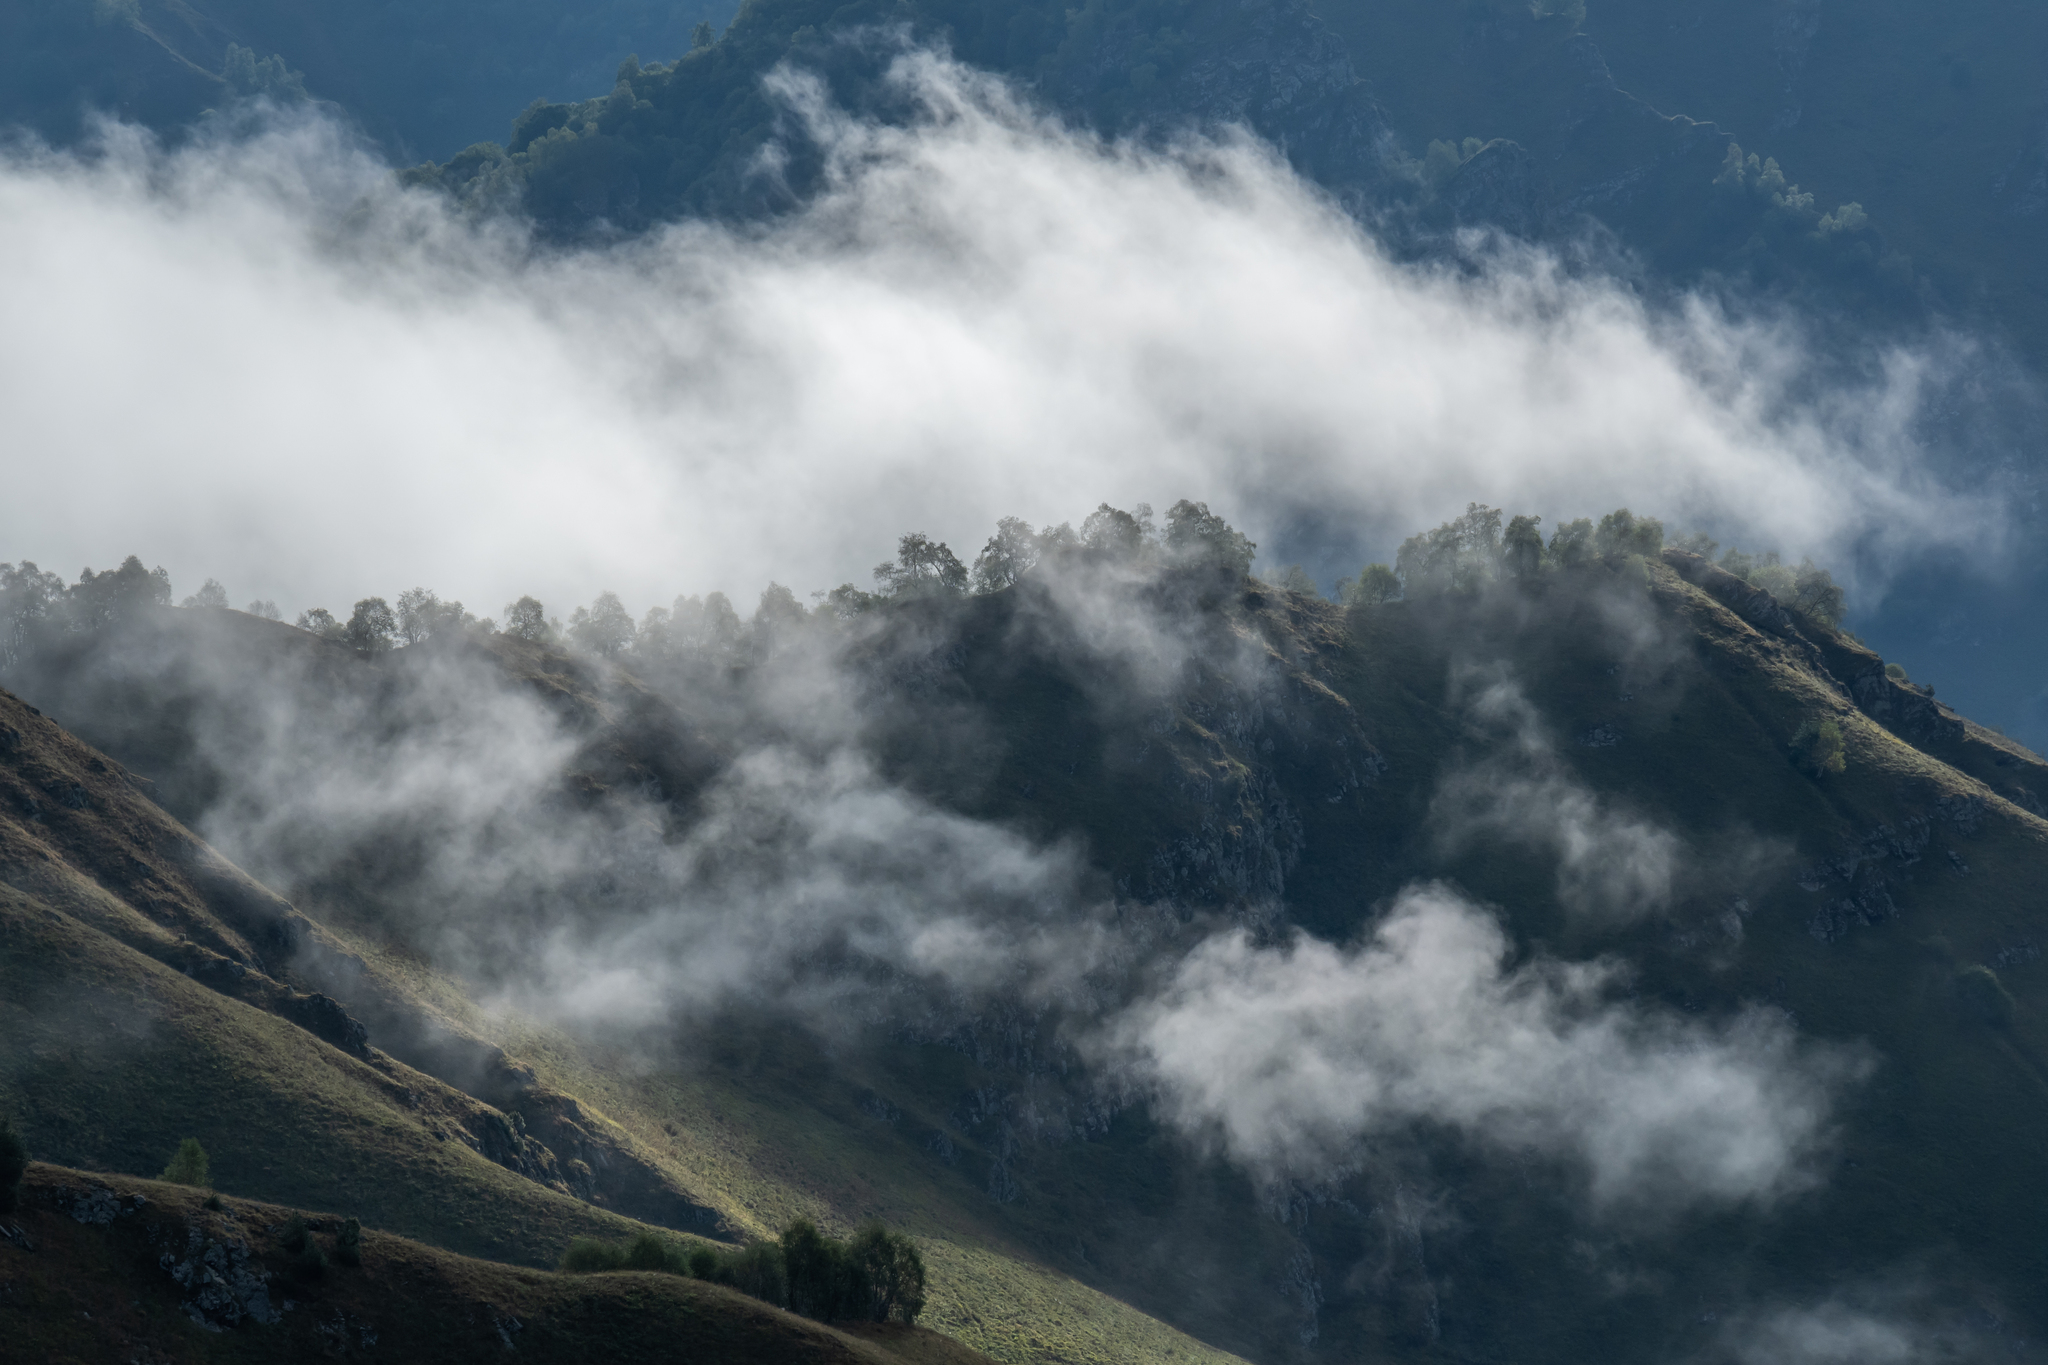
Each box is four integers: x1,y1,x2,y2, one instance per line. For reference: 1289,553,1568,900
5,543,2047,1364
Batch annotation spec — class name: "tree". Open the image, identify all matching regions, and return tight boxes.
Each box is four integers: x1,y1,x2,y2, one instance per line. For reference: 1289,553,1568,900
335,1217,362,1267
0,561,66,671
1274,565,1320,597
503,596,550,641
972,516,1040,592
848,1221,926,1324
781,1218,857,1320
296,607,342,639
1791,559,1846,626
1396,503,1501,595
0,1114,25,1214
181,578,230,609
1792,717,1847,776
816,584,878,620
569,592,636,655
1163,500,1256,576
874,533,969,597
161,1137,210,1186
1547,517,1594,568
1079,503,1153,560
345,598,397,653
1502,514,1544,579
396,587,441,645
753,583,806,628
244,599,281,620
71,556,172,628
1336,563,1399,607
1593,508,1664,559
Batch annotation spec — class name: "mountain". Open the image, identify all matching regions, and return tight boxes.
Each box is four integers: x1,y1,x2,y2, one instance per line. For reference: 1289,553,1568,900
2,1162,995,1363
0,0,735,161
6,518,2048,1362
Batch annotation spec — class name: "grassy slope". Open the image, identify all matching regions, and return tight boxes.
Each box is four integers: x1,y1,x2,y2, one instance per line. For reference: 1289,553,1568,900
0,1164,992,1365
0,668,1249,1365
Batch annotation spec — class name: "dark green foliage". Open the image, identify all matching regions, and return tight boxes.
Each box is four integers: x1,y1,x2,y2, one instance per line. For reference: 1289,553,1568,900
160,1137,209,1187
1396,502,1502,594
1336,562,1399,607
295,1240,329,1280
559,1219,922,1324
336,1216,363,1267
203,1193,225,1211
780,1217,856,1319
345,598,397,654
503,596,551,641
1592,507,1664,559
625,1229,671,1270
874,534,970,597
1790,716,1848,776
1547,516,1593,568
0,1116,26,1214
1163,500,1255,576
1502,513,1544,578
281,1214,312,1254
848,1221,927,1325
560,1236,632,1272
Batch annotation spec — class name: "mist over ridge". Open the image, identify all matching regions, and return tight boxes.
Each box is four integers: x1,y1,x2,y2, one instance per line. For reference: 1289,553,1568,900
0,50,2013,650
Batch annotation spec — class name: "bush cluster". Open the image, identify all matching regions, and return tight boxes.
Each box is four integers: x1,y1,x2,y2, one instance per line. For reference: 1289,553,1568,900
562,1217,927,1325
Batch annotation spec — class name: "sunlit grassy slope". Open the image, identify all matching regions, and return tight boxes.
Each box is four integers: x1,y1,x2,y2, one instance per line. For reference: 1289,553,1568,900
0,673,1246,1364
7,549,2048,1364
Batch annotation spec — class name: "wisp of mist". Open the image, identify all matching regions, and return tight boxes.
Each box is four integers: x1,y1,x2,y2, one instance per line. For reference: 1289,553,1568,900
0,49,2004,616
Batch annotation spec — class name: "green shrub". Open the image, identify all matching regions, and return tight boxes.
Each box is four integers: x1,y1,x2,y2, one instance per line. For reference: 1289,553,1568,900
557,1219,920,1323
849,1221,927,1324
295,1242,328,1280
160,1138,209,1187
280,1215,311,1255
1885,662,1908,682
624,1231,673,1271
0,1116,26,1215
560,1237,629,1272
1790,717,1847,776
335,1217,362,1268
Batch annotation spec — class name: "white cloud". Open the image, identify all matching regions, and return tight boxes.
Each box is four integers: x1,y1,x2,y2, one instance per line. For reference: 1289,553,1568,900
0,51,2001,620
1100,881,1868,1212
1433,670,1680,923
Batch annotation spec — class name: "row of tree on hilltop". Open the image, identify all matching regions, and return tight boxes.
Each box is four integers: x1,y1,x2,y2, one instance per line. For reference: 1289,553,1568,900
0,500,1848,676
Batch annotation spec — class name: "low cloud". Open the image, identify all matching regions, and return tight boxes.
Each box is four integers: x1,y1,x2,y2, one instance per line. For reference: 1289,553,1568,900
1434,671,1680,923
1099,881,1868,1212
0,50,2006,619
1718,1297,1985,1364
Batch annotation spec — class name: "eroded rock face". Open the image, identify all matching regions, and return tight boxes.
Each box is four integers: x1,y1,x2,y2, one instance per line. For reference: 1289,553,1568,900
158,1222,280,1329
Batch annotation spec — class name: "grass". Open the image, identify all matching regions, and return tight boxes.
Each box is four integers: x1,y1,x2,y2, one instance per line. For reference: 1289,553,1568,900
0,1163,995,1365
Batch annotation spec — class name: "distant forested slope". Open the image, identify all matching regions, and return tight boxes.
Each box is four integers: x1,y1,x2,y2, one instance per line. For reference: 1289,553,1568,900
0,0,736,159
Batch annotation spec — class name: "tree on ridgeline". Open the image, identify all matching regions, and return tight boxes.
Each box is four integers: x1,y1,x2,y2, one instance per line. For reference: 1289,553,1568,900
568,591,636,655
181,578,229,609
873,533,968,597
345,598,397,653
972,516,1041,592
